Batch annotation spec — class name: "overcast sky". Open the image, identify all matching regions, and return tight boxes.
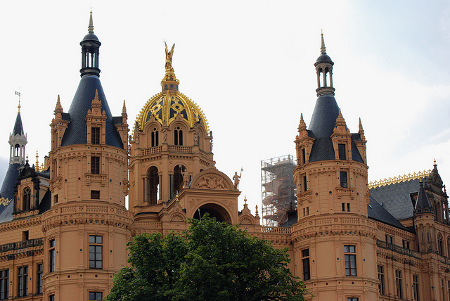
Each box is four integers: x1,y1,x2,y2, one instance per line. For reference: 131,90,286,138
0,1,449,218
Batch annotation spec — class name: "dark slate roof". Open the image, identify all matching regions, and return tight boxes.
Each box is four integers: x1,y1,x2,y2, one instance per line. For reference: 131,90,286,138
0,163,21,214
367,196,409,231
39,189,51,214
369,179,421,220
315,53,334,65
60,75,123,149
308,95,364,163
13,112,24,136
0,202,13,223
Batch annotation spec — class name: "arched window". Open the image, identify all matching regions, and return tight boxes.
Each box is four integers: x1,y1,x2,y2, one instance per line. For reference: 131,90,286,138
146,166,159,205
151,128,159,147
174,126,183,146
171,165,186,199
15,144,20,156
23,187,31,211
438,233,444,256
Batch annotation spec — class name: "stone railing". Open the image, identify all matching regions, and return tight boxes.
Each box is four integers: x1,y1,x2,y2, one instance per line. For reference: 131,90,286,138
168,146,193,153
0,238,44,253
376,239,421,259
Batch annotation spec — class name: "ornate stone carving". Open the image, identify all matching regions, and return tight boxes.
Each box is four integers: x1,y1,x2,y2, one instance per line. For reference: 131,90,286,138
195,175,228,190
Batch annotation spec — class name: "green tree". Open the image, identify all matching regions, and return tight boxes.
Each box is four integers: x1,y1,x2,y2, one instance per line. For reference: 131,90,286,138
106,216,306,301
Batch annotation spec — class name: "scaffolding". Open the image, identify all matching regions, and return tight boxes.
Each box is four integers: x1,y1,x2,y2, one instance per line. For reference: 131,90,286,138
261,155,297,227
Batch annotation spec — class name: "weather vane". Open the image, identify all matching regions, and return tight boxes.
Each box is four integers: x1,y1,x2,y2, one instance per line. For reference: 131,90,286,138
15,91,21,112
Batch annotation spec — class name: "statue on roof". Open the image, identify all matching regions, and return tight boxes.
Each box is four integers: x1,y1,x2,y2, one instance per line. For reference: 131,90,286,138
165,42,175,72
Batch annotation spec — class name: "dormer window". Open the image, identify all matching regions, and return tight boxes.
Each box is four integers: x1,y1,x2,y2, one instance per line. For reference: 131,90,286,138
91,127,100,144
338,144,346,160
174,126,183,146
340,171,348,188
22,187,31,211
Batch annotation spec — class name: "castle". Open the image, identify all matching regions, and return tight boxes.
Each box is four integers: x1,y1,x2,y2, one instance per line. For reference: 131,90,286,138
0,13,448,301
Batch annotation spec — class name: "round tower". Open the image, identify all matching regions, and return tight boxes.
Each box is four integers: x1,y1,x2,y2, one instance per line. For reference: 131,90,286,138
43,12,132,301
292,34,377,301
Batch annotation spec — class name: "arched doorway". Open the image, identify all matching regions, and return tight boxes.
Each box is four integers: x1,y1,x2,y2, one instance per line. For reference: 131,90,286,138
193,203,231,223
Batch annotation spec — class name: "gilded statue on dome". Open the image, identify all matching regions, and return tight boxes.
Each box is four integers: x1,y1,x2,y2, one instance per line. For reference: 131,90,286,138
165,42,175,72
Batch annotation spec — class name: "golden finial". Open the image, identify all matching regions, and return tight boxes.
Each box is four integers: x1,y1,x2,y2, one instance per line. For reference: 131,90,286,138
15,91,21,112
164,42,175,72
434,158,437,166
175,191,179,202
244,196,247,205
36,151,39,171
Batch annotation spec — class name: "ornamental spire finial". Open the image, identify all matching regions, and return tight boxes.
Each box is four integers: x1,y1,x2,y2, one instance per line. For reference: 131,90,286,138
320,30,326,54
88,11,94,33
161,41,179,92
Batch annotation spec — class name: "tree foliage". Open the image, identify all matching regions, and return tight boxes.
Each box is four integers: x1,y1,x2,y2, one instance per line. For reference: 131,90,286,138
106,216,306,301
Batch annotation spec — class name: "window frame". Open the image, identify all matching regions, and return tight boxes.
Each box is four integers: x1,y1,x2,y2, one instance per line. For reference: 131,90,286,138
377,265,385,295
91,156,100,174
344,245,357,276
0,269,9,300
49,239,55,273
37,263,43,295
17,266,28,297
302,249,310,281
91,126,100,145
89,235,103,269
395,269,403,299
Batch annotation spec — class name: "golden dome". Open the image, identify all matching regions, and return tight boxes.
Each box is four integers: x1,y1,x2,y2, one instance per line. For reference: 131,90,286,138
136,91,209,131
135,43,209,132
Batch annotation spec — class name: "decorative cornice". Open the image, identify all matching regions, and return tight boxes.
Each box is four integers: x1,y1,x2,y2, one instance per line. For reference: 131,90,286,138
369,169,431,189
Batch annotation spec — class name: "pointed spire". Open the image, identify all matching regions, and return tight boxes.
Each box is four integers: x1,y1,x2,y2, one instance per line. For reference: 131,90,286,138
415,180,434,214
122,100,127,114
320,30,326,54
298,113,307,132
35,151,39,172
335,109,346,127
54,95,63,115
88,11,94,33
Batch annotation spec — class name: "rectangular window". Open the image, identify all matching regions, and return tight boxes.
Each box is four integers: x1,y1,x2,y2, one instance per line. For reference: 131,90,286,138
37,263,43,294
338,144,346,160
0,269,8,300
378,265,385,295
395,269,403,299
347,203,350,212
91,127,100,144
22,230,29,241
413,275,419,301
89,292,103,300
91,190,100,200
344,245,357,276
54,194,58,204
347,298,358,301
340,171,348,188
17,266,28,297
302,148,306,164
303,175,307,192
302,249,310,281
89,235,103,269
91,156,100,174
49,295,55,301
342,203,345,212
49,239,55,273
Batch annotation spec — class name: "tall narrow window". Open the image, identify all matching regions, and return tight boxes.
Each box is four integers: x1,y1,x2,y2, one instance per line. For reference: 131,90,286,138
49,295,55,301
340,171,348,188
91,156,100,174
89,292,103,300
23,187,31,211
151,128,159,147
17,266,28,297
49,239,55,272
342,203,345,212
378,265,385,295
438,233,444,256
395,270,403,299
171,165,186,199
302,249,310,281
0,270,8,300
338,144,346,160
174,126,183,145
89,235,103,269
91,127,100,144
303,175,307,192
344,245,357,276
147,167,159,205
37,263,43,294
301,148,306,164
413,275,419,301
347,203,350,212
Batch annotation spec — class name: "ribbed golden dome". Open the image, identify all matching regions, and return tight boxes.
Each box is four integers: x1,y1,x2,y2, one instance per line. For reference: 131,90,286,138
135,43,209,132
136,91,209,131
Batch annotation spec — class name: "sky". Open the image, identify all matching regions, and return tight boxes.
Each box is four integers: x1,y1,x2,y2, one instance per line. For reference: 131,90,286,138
1,1,450,221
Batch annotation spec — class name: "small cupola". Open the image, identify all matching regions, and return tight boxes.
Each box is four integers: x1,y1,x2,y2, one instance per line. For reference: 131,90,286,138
80,12,101,77
314,32,335,96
